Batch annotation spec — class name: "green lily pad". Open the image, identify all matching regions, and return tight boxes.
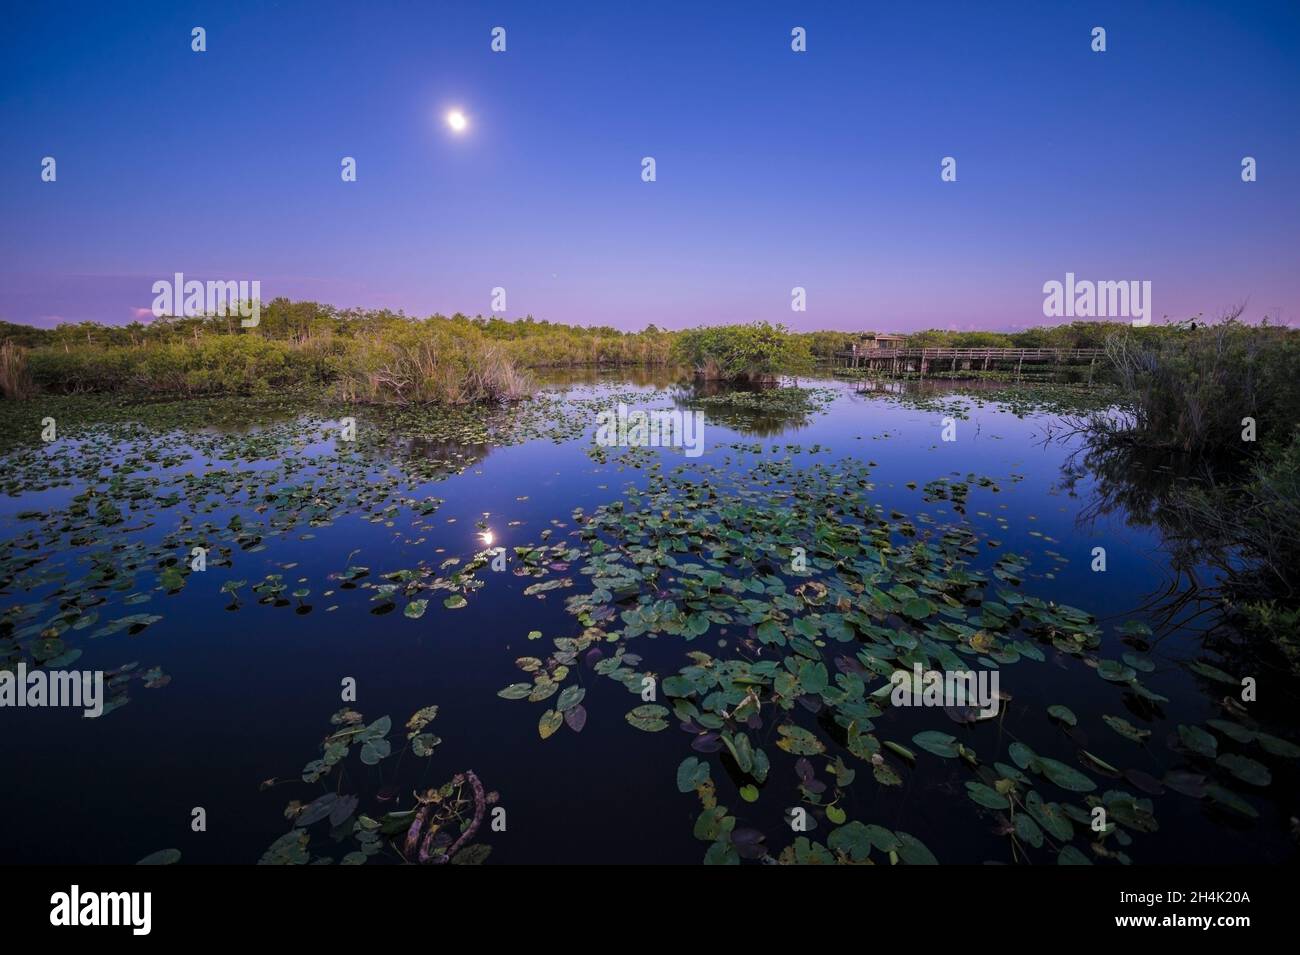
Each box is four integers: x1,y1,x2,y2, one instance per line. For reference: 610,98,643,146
1097,659,1136,682
1037,757,1096,792
1025,790,1073,841
676,756,710,793
1204,784,1258,818
1103,715,1151,743
1057,845,1092,865
136,848,181,865
538,709,564,739
776,724,825,756
1047,704,1077,726
1215,753,1271,786
1178,724,1218,758
912,730,960,758
626,704,669,732
965,781,1010,809
556,685,585,711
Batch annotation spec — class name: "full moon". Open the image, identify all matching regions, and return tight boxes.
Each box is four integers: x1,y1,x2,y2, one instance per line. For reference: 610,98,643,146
446,110,468,132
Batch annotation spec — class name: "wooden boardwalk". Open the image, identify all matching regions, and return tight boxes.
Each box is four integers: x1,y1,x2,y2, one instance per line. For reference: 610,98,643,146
833,346,1106,379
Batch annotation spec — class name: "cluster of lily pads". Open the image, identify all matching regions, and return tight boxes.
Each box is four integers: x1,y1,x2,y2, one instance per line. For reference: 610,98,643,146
259,704,499,865
0,387,674,686
491,447,1299,863
685,386,835,413
844,382,1121,421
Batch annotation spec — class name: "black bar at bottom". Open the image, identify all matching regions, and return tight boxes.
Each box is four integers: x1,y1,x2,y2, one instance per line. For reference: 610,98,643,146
6,863,1283,940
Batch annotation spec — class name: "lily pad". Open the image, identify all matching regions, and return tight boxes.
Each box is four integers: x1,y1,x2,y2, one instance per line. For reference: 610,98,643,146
1215,753,1271,786
538,708,564,739
626,704,669,732
912,730,960,758
1037,757,1096,792
1047,704,1077,726
136,848,181,865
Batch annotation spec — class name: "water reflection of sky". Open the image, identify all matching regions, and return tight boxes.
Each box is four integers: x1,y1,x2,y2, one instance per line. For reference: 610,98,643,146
0,377,1292,864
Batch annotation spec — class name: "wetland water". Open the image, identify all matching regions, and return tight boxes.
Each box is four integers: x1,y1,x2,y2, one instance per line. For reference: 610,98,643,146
1,372,1296,864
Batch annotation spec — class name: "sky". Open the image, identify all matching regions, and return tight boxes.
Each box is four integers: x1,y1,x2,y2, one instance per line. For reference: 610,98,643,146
1,0,1298,332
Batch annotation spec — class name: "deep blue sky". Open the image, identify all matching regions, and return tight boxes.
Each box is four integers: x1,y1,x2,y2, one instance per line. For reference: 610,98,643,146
1,0,1297,331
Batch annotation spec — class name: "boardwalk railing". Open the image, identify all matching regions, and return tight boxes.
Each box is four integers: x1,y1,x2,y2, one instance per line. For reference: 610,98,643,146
832,345,1108,379
834,347,1106,361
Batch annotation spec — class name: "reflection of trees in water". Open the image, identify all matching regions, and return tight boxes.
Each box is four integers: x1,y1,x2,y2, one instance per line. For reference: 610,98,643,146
397,435,493,480
852,379,909,396
1053,427,1300,736
347,399,507,481
348,430,494,482
1061,424,1200,537
535,366,688,390
853,377,1036,398
670,381,812,439
1052,421,1267,658
405,434,493,462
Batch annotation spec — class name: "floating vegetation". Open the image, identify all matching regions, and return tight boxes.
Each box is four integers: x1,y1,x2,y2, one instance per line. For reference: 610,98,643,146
136,848,181,865
687,386,835,416
2,377,1296,865
488,449,1299,863
855,383,1121,421
676,385,835,438
259,705,499,865
0,388,632,678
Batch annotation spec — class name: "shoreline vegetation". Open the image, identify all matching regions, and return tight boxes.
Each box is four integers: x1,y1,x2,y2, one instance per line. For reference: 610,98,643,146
1064,313,1300,670
1,303,1289,401
2,302,1283,404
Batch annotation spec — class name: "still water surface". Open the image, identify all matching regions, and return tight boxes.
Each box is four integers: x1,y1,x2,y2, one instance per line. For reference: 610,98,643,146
1,372,1294,864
